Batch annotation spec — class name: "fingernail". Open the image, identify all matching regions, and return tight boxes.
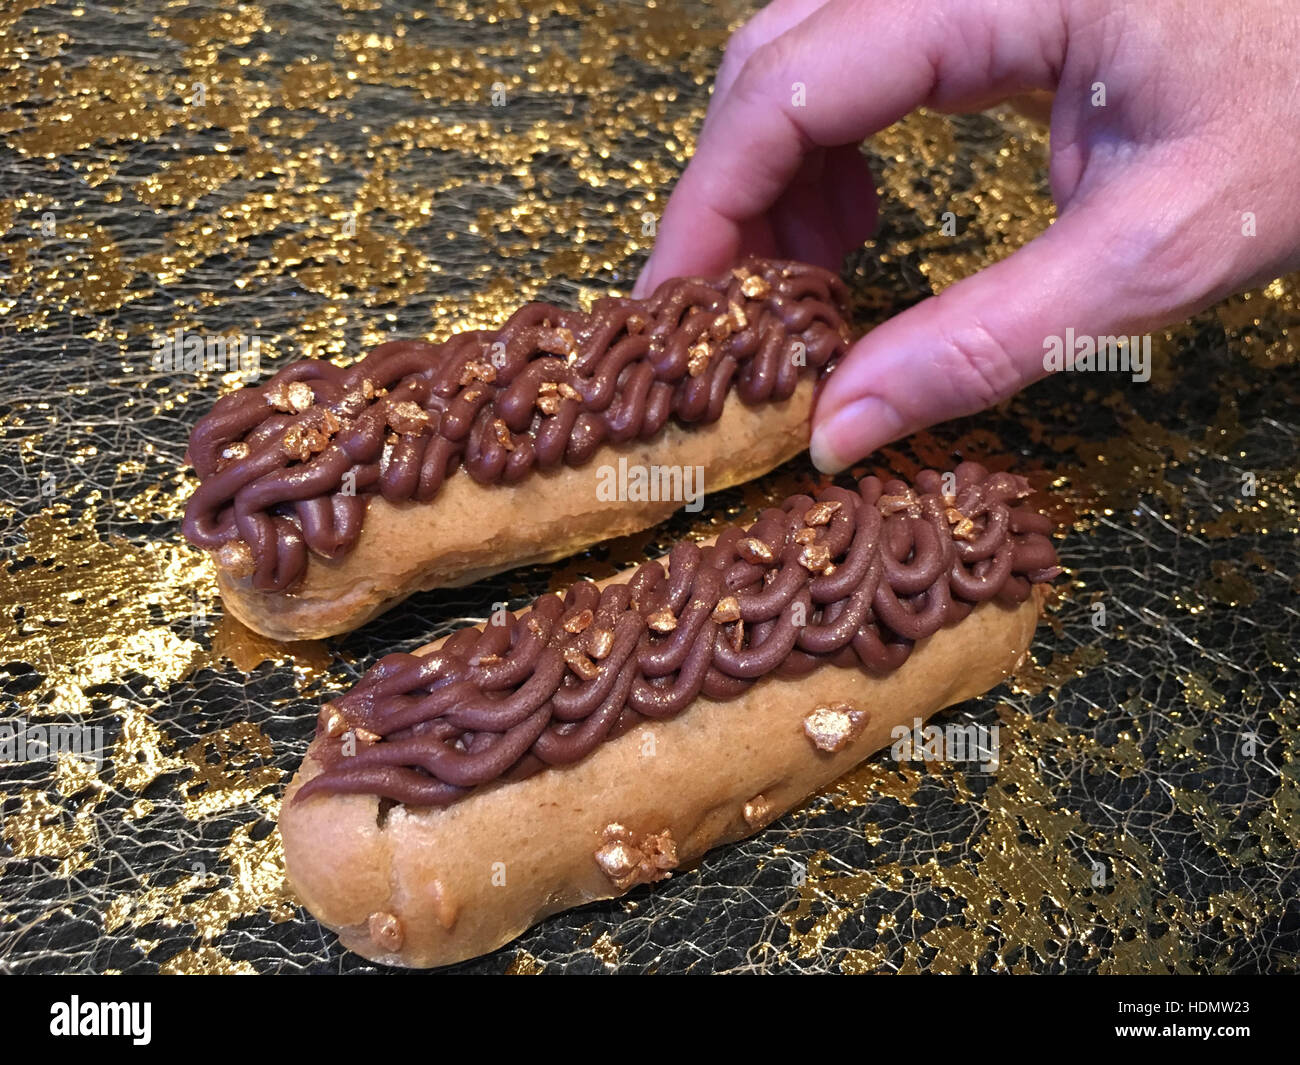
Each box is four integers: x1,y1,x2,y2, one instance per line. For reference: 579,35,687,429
809,421,853,474
809,397,890,474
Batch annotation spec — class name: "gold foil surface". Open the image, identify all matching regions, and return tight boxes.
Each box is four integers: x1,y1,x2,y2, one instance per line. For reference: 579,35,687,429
1,1,1296,974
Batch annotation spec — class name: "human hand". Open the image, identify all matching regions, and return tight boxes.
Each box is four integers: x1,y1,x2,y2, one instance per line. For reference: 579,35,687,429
631,0,1300,471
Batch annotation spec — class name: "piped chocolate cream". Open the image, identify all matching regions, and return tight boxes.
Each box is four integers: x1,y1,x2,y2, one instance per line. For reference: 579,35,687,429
182,257,853,591
294,463,1061,808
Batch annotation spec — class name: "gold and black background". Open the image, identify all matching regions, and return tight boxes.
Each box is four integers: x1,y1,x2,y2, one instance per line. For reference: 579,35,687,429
0,0,1296,974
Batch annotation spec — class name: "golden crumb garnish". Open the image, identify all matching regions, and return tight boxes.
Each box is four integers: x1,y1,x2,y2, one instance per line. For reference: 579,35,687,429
563,608,594,634
588,628,614,660
804,500,842,526
878,491,921,516
742,794,775,829
218,442,250,463
213,538,255,578
594,824,678,891
526,615,547,637
322,704,347,738
687,338,711,377
536,380,572,413
740,274,770,299
462,385,487,405
458,358,497,385
640,829,677,870
802,704,869,753
537,325,577,357
712,595,741,624
799,543,832,572
945,507,978,540
428,880,458,931
793,528,817,545
564,646,600,680
386,400,430,435
728,302,748,330
471,653,501,666
736,536,775,564
593,839,639,885
285,381,314,412
492,418,516,451
354,727,382,745
731,265,752,281
646,608,677,633
708,313,733,340
727,619,744,651
624,312,648,335
367,911,404,952
281,424,330,463
266,379,315,413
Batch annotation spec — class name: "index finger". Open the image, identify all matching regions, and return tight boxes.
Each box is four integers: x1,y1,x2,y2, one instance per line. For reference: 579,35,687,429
634,0,1066,294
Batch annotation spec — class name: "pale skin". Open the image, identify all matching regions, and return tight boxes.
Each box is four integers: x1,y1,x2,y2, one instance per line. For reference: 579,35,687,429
631,0,1300,473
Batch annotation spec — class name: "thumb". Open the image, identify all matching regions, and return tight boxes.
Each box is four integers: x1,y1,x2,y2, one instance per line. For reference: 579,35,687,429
809,167,1222,473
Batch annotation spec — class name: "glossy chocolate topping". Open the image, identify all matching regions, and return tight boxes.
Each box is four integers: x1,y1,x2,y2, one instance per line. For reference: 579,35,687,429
294,462,1061,808
182,257,852,591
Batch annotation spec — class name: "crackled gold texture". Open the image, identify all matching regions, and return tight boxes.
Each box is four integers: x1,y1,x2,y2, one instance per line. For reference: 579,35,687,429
1,0,1296,974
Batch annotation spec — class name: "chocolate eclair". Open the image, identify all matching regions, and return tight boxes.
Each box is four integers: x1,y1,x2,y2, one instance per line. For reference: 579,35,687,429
280,462,1060,968
182,257,854,640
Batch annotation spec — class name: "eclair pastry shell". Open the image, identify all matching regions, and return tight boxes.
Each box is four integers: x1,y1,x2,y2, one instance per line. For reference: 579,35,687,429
218,378,819,641
280,585,1044,968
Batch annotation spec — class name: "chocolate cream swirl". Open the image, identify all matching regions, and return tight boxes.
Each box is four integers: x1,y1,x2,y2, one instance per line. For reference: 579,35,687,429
182,257,852,591
295,462,1061,808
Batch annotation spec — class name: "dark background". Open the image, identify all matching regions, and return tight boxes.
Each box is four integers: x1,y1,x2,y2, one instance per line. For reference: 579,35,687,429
0,0,1296,973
